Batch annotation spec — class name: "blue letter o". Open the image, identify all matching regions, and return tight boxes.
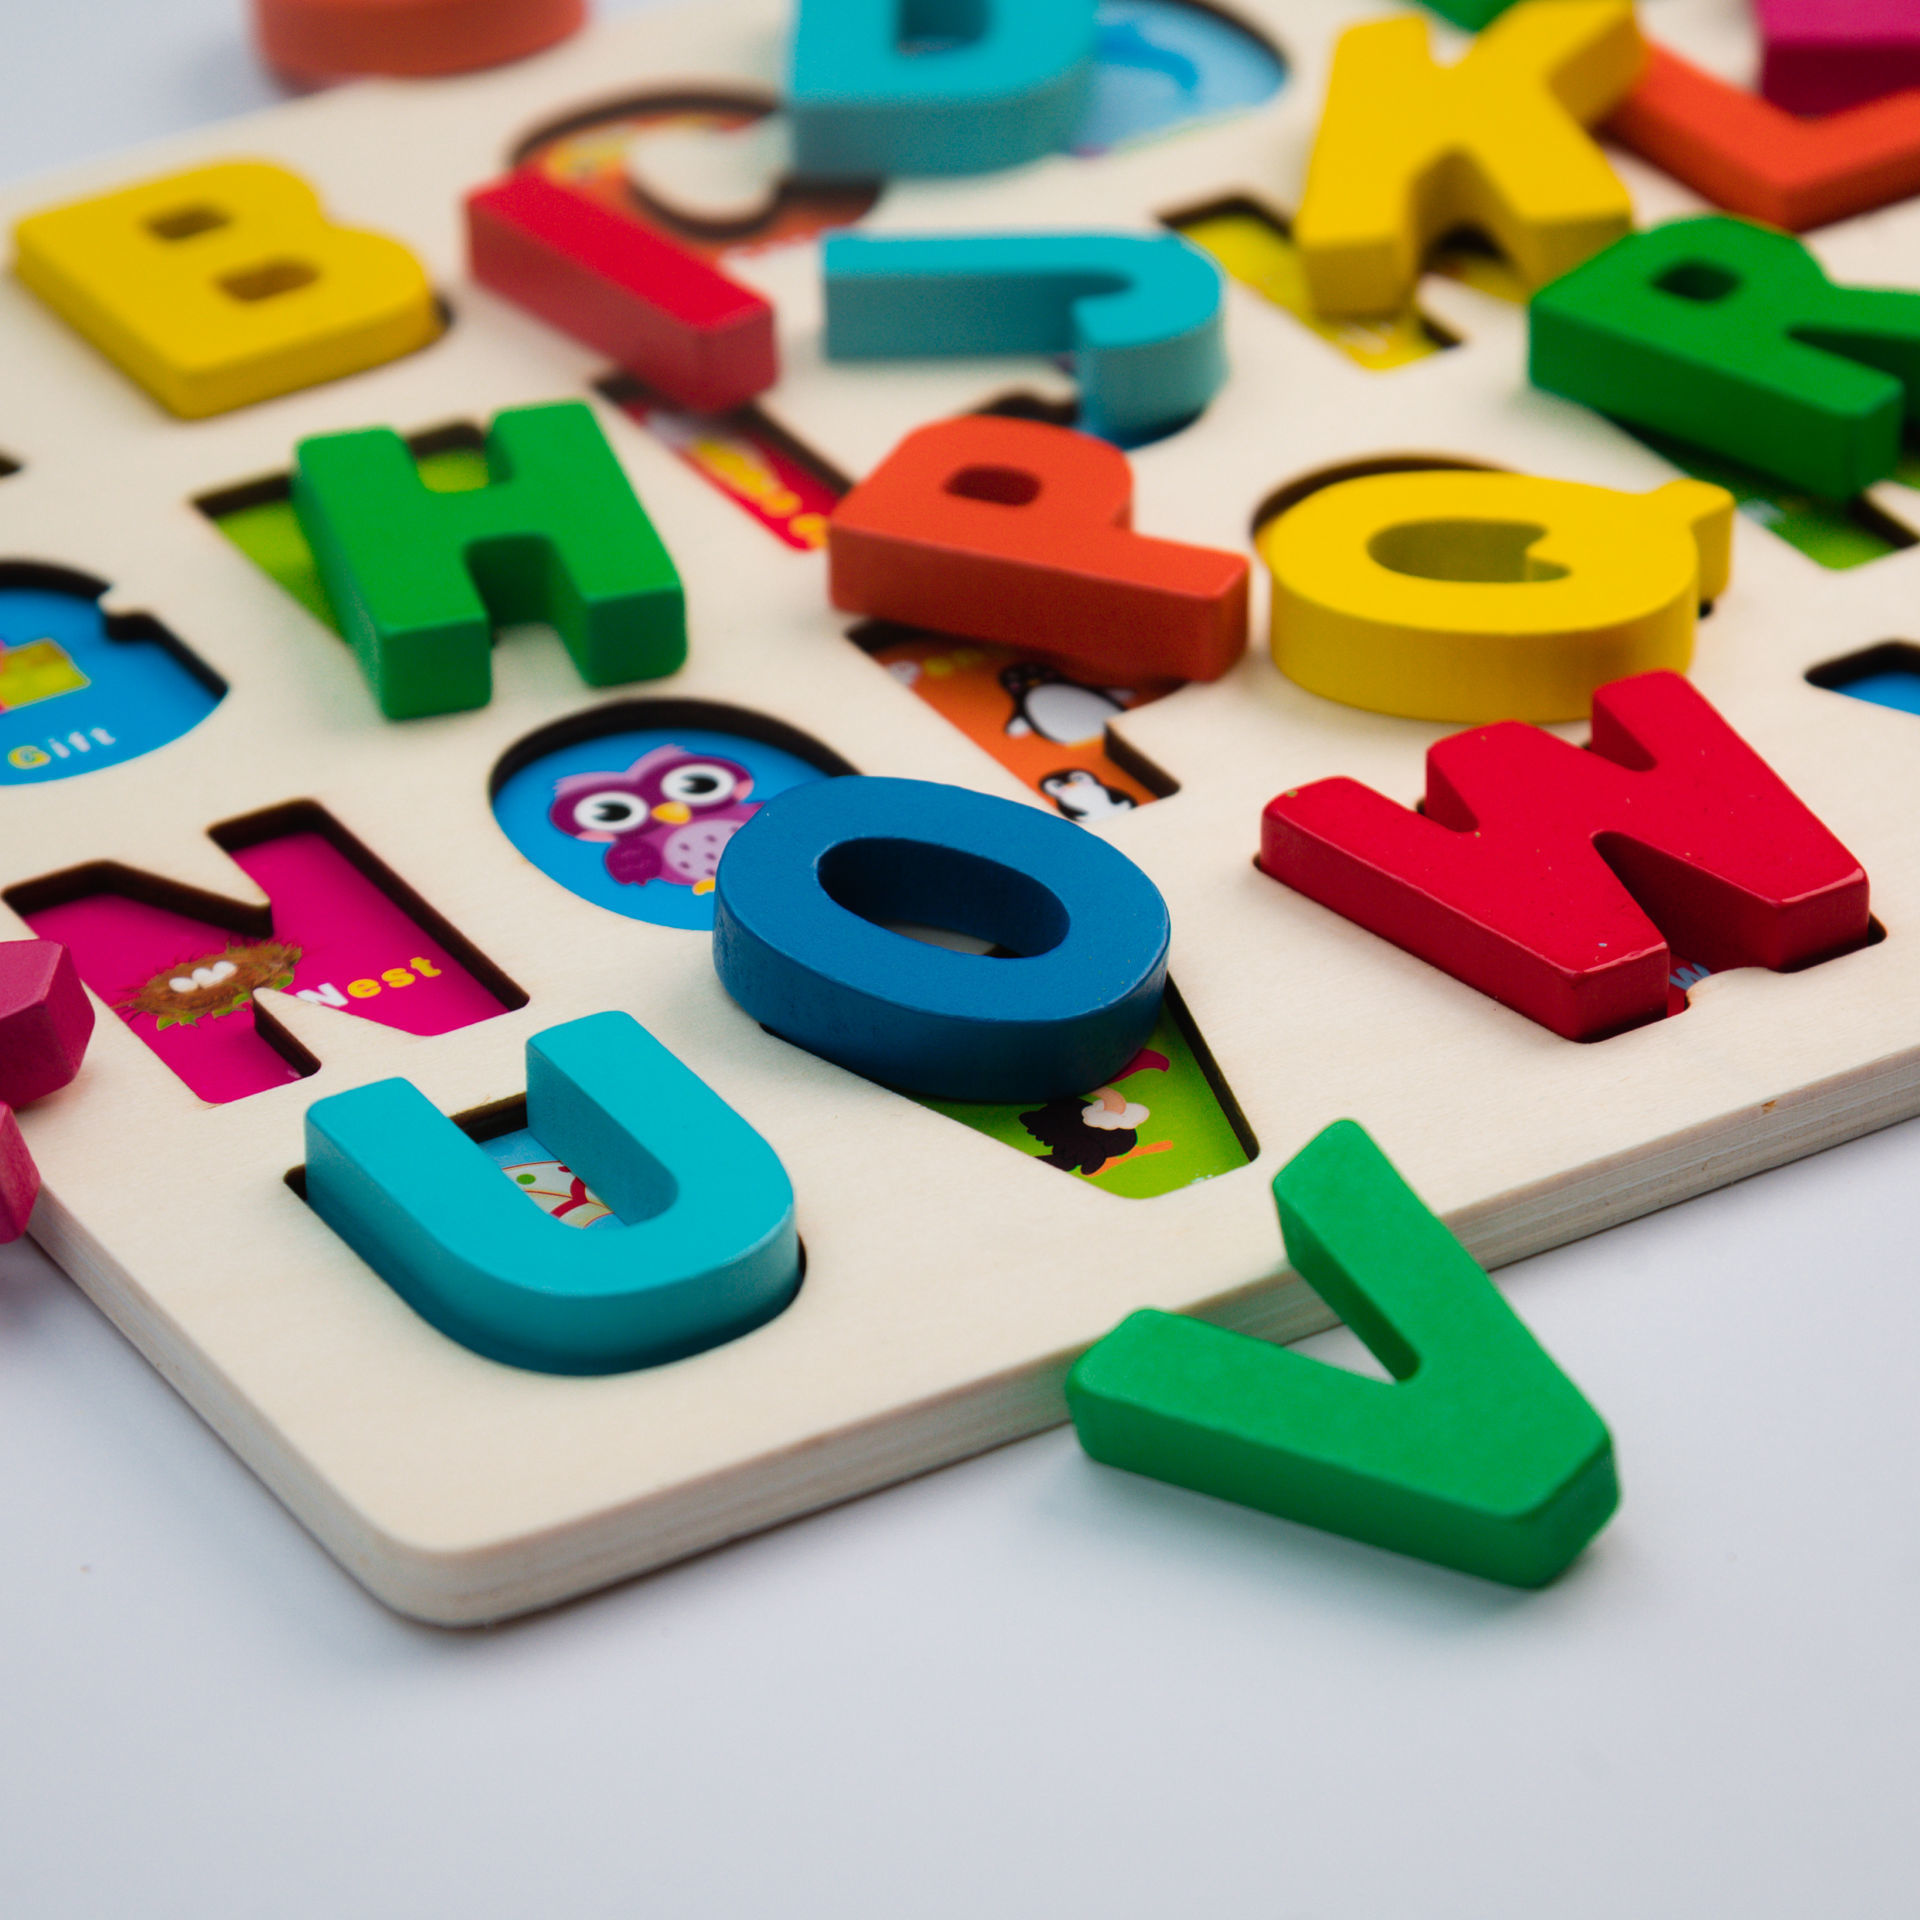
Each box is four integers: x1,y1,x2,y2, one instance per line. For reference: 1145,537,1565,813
712,776,1169,1102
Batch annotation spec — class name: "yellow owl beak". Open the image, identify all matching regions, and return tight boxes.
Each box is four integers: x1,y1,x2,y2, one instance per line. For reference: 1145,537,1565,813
650,802,692,824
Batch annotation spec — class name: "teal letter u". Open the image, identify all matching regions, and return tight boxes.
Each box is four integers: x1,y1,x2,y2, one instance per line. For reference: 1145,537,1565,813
304,1011,799,1374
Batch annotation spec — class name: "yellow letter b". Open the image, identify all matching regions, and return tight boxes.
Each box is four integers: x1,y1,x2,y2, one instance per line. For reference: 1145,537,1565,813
13,160,441,418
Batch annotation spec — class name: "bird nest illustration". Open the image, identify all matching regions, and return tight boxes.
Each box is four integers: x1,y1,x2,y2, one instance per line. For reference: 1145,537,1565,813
118,939,302,1031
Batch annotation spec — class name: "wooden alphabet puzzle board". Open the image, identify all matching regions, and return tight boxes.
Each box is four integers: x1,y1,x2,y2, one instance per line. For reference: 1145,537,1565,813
6,0,1920,1622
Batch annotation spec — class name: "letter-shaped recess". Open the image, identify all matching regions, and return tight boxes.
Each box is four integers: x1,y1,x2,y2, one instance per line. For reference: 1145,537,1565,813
1260,671,1871,1041
1067,1119,1618,1587
293,401,685,721
712,776,1169,1103
1607,43,1920,233
1756,0,1920,115
1258,470,1733,723
12,161,441,419
304,1011,799,1374
466,172,776,415
828,415,1247,682
789,0,1097,177
0,940,95,1243
1531,217,1920,500
1293,0,1643,316
822,232,1225,445
254,0,583,79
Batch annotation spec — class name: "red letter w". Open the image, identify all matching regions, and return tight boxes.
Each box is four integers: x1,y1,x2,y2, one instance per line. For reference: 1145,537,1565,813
1259,671,1870,1040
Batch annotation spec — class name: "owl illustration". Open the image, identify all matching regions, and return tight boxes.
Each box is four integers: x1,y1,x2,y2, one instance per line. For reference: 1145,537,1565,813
549,746,759,893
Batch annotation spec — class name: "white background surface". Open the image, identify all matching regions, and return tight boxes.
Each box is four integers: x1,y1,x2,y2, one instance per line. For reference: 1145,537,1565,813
3,5,1916,1914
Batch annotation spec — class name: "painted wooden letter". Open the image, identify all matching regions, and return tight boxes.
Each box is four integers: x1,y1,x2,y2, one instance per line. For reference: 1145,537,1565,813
788,0,1097,176
1531,216,1920,498
254,0,584,80
292,400,685,720
467,171,776,413
1293,0,1643,316
1068,1119,1619,1587
1258,469,1732,722
304,1011,800,1374
822,231,1225,444
1259,671,1872,1041
0,939,95,1243
1606,42,1920,233
827,414,1247,682
12,161,441,418
1421,0,1523,26
713,775,1169,1102
1756,0,1920,115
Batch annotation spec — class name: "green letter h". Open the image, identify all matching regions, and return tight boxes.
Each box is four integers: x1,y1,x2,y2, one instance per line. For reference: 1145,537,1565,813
293,400,685,720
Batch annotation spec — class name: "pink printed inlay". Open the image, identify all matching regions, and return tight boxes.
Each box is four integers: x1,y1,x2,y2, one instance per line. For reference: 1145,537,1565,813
25,831,507,1103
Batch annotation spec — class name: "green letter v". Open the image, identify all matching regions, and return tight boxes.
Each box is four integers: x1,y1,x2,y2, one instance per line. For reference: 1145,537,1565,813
1067,1119,1618,1586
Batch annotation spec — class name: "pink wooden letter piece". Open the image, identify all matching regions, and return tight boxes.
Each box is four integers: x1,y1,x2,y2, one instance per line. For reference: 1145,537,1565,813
0,938,95,1107
0,1103,39,1242
1758,0,1920,116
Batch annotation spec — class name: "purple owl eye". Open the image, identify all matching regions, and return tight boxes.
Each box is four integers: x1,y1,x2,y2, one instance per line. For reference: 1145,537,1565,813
570,791,647,833
659,762,738,807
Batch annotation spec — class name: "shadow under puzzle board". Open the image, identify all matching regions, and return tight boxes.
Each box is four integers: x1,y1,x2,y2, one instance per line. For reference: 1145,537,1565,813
4,0,1920,1624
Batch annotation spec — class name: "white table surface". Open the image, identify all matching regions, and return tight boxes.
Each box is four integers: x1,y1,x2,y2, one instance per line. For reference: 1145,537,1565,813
4,6,1916,1914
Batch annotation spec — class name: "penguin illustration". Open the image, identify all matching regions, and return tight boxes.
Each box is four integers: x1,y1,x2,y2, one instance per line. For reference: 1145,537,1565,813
1038,767,1137,822
1000,662,1132,744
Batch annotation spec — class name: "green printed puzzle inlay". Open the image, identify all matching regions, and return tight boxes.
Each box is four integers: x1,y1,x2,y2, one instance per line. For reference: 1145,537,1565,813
1626,423,1919,571
921,996,1251,1199
210,445,488,632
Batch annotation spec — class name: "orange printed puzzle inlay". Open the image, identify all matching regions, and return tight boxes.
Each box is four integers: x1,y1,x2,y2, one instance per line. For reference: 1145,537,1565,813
859,626,1178,821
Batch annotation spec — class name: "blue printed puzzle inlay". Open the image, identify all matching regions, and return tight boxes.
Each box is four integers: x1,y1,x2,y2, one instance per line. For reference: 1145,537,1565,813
1075,1,1286,156
492,724,833,931
1831,667,1920,716
0,581,222,785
